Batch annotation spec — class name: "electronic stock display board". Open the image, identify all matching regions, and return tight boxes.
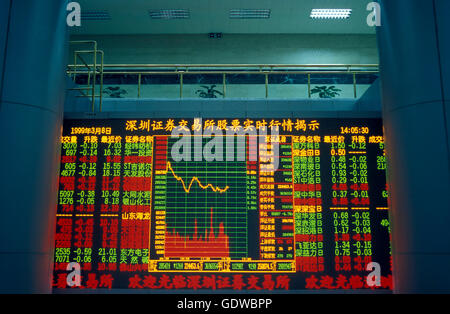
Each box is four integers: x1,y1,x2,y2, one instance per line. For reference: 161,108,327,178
53,118,392,291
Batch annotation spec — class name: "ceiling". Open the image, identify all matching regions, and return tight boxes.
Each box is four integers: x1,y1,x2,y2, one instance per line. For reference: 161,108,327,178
70,0,376,35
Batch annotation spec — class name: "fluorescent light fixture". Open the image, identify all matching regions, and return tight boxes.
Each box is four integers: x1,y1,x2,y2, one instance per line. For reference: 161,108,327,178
229,9,271,19
149,9,190,19
310,9,352,19
81,10,111,20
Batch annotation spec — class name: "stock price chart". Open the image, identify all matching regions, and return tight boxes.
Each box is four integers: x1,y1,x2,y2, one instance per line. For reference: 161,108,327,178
53,118,392,291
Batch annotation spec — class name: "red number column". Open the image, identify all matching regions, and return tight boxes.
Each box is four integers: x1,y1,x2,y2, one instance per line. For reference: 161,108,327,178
72,136,98,273
98,135,123,273
348,136,372,272
54,136,77,274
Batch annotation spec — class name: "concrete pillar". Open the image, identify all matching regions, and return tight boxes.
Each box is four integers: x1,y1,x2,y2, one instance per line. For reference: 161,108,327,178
377,0,450,293
0,1,68,293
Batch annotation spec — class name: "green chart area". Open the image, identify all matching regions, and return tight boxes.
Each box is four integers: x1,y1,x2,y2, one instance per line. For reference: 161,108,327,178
163,136,248,259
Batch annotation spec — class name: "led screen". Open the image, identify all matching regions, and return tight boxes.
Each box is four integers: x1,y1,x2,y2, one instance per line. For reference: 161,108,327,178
53,118,391,291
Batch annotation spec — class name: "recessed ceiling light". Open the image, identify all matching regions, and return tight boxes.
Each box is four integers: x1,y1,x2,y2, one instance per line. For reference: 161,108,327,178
81,10,111,20
229,9,271,19
310,9,352,19
149,9,190,19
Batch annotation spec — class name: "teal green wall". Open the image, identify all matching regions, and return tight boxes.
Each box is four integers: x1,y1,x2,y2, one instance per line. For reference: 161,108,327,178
69,34,378,64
